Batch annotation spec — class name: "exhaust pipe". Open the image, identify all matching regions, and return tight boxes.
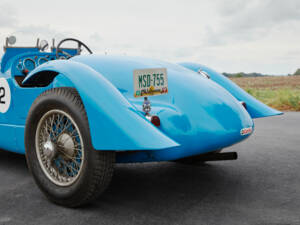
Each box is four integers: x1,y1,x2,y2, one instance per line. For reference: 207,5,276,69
176,152,238,164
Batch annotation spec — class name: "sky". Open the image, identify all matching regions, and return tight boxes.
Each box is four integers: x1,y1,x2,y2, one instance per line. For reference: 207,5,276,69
0,0,299,75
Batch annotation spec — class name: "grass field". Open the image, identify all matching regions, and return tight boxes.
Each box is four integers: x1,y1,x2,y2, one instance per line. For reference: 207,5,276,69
230,76,300,111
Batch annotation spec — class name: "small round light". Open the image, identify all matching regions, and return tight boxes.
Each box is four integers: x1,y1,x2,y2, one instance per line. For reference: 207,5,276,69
151,115,160,127
240,101,247,109
7,36,16,45
22,69,29,75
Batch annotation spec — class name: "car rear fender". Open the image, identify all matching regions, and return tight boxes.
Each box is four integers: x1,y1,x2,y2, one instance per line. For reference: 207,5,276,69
179,62,283,118
22,60,179,151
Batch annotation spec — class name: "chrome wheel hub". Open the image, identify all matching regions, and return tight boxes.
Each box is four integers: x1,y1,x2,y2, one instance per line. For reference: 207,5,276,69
57,133,75,157
35,110,84,187
43,139,57,161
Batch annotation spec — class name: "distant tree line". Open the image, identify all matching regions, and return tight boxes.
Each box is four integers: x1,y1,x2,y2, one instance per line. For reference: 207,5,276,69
293,69,300,76
222,72,266,77
223,69,300,77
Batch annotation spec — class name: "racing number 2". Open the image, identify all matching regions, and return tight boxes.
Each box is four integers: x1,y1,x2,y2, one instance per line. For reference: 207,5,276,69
0,87,5,104
0,78,11,113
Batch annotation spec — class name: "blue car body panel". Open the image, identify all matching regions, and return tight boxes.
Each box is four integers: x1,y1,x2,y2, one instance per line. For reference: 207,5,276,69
179,62,283,119
23,60,179,151
1,48,40,73
0,45,281,162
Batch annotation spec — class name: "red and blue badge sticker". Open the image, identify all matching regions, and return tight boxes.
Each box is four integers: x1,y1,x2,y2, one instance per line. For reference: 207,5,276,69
240,127,253,136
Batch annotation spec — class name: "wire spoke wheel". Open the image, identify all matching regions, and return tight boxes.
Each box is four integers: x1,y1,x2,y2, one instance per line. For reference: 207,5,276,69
26,88,115,207
35,109,84,186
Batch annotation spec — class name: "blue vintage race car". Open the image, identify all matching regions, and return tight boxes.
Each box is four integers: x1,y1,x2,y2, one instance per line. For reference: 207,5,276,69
0,36,282,207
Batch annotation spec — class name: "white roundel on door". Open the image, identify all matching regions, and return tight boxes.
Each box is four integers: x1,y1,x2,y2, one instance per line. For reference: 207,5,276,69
0,78,11,113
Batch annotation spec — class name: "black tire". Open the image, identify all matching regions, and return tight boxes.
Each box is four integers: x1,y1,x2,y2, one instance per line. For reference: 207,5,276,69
25,87,115,207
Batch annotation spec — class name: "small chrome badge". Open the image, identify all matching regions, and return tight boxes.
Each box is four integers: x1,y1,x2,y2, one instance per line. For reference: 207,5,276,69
240,127,253,136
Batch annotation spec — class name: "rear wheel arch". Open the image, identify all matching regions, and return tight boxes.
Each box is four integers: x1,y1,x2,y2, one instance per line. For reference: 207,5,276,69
22,70,59,87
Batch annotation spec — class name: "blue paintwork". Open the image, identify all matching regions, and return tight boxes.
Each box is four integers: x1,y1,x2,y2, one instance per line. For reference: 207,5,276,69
24,61,179,151
179,62,283,119
1,47,39,73
0,44,281,162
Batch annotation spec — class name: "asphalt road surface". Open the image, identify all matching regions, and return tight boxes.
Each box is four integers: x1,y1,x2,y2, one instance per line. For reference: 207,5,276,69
0,112,299,225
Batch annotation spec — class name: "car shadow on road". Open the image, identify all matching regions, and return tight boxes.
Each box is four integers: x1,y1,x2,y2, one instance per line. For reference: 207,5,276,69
85,161,244,220
0,149,243,221
0,149,28,173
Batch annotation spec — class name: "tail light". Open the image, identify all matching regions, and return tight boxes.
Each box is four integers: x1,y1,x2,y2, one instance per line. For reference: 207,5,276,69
145,114,160,127
150,115,160,127
240,101,247,109
143,97,160,127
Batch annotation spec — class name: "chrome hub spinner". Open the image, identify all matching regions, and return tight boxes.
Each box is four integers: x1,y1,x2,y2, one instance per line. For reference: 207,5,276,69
57,133,75,157
43,140,56,161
